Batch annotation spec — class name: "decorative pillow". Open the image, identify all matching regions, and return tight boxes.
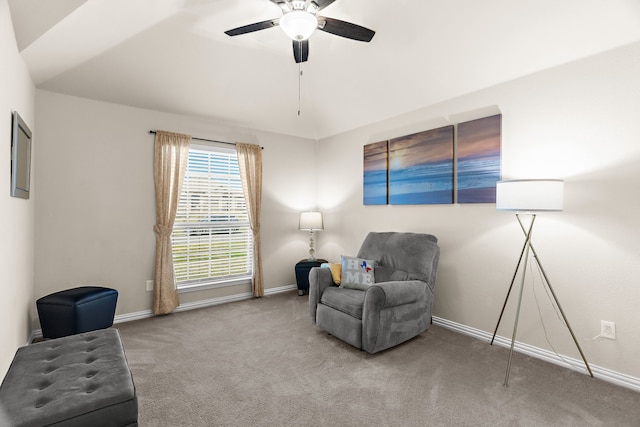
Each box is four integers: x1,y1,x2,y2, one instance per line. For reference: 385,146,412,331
329,263,342,285
340,255,375,290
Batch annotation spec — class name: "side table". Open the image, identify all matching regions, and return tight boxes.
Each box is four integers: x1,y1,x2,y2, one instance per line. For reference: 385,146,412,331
295,259,328,296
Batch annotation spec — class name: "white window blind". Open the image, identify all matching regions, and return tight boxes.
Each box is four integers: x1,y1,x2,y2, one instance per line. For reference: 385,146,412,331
171,144,253,289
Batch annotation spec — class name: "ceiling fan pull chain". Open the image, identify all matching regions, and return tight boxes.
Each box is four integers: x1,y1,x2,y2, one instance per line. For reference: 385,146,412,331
298,63,302,116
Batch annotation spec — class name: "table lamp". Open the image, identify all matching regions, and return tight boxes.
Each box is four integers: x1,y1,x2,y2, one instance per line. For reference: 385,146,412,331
299,211,323,261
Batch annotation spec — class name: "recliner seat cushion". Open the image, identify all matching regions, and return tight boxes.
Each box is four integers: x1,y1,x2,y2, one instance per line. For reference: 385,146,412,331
320,287,365,320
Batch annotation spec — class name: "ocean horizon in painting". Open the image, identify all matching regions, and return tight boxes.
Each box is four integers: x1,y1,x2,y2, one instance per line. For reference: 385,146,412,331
364,169,387,204
389,159,454,204
457,154,501,202
457,114,502,203
363,140,388,205
389,126,454,205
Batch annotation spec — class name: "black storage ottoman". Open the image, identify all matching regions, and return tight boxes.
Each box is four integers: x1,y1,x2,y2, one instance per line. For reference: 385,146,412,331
37,287,118,339
295,259,327,295
0,329,138,426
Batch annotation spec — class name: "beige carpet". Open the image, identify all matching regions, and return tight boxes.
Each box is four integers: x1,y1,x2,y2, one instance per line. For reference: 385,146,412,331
116,291,640,426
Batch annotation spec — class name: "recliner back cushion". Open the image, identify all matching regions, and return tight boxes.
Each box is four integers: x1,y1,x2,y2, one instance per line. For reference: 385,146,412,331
357,232,439,285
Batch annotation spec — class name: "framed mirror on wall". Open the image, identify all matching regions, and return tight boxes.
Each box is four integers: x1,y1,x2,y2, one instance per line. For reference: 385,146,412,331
10,111,32,199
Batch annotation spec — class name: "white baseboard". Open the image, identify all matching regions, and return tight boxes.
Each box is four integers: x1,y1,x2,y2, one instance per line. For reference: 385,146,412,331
432,316,640,393
32,287,638,393
31,284,298,340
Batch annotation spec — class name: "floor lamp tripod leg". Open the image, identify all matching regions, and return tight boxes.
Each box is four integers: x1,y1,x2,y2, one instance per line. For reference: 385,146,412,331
504,215,535,387
491,232,529,345
531,252,594,378
515,220,594,378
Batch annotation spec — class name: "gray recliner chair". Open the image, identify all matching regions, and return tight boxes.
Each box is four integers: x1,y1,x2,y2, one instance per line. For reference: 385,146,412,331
309,232,440,354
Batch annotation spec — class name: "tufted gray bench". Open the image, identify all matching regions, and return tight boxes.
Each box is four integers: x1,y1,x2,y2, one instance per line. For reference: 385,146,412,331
0,328,137,426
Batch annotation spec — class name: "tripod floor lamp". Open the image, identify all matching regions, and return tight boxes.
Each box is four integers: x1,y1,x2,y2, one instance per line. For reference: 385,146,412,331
492,179,593,386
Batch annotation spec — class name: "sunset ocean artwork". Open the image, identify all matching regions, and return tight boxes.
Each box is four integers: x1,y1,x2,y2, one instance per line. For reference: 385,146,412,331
363,140,389,205
457,114,502,203
389,126,454,205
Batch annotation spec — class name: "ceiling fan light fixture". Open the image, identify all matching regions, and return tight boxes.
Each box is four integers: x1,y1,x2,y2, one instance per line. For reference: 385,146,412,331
279,11,318,41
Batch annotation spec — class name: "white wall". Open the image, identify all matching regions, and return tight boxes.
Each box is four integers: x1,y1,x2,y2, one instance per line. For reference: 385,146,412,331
316,41,640,380
0,0,36,378
34,90,317,323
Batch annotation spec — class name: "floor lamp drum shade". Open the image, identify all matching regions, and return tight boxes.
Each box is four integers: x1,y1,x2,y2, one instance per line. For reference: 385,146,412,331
496,179,564,212
299,211,324,231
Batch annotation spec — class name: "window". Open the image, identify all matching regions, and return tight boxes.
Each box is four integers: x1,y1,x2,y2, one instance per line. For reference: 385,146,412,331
171,144,253,291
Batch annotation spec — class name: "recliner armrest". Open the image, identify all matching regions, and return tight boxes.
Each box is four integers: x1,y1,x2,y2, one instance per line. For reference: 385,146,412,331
362,280,433,353
365,280,429,308
309,267,335,323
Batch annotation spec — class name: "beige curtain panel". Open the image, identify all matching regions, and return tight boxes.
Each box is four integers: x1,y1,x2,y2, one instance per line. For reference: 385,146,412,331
153,130,191,314
236,143,264,297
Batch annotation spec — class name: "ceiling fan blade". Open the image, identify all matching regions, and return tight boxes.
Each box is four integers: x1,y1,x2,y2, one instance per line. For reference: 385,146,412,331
314,0,337,12
318,17,375,42
224,19,278,36
293,40,309,63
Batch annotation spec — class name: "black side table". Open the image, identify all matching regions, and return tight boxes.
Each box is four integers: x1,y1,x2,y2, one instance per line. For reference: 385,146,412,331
295,259,328,295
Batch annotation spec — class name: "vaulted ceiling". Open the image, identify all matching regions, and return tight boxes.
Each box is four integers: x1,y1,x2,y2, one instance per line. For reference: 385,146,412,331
9,0,640,139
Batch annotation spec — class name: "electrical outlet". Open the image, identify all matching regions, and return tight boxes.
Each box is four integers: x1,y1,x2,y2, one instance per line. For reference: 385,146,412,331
601,320,616,340
146,280,154,292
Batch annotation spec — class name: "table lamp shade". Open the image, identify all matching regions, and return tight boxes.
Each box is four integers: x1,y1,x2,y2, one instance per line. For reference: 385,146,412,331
496,179,564,212
299,211,324,230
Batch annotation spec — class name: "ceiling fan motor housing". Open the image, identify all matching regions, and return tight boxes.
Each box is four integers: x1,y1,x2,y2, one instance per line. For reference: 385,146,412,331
290,1,318,12
280,1,319,41
224,0,375,63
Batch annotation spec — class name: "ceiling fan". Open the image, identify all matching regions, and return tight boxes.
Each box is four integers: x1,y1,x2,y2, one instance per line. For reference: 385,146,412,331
224,0,375,63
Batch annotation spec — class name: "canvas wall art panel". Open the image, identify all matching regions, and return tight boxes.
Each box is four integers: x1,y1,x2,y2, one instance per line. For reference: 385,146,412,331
363,140,389,205
457,114,502,203
389,125,454,205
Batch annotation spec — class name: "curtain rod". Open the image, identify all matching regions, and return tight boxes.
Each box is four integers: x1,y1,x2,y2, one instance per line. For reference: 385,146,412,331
148,130,263,149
